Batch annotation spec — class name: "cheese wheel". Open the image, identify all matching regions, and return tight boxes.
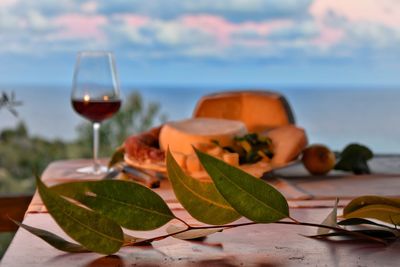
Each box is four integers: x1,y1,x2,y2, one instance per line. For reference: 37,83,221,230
193,91,295,133
159,118,247,154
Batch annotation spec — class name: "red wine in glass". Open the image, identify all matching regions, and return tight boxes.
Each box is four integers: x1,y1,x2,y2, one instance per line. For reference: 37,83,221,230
71,51,122,174
72,99,121,122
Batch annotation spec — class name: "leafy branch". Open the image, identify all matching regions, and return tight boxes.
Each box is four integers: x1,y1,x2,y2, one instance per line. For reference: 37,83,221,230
124,218,393,247
0,91,22,117
17,149,400,255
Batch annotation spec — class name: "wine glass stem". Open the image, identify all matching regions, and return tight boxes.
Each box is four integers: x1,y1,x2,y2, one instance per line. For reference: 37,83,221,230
93,122,101,173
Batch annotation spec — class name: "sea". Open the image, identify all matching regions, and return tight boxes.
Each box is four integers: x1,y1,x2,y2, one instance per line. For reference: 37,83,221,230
1,85,400,154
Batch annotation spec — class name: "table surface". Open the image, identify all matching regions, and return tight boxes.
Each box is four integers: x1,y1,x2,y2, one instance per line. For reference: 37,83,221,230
1,159,400,267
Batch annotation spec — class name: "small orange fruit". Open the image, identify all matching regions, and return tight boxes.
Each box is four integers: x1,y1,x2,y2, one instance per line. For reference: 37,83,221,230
301,144,336,175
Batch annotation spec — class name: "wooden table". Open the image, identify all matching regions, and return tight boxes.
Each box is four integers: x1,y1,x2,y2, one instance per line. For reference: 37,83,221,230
1,159,400,266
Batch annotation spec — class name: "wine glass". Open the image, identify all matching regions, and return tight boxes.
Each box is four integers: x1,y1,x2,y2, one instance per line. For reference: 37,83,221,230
71,51,121,174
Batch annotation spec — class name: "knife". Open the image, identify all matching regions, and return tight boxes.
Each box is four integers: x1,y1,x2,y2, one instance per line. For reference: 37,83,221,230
102,164,161,188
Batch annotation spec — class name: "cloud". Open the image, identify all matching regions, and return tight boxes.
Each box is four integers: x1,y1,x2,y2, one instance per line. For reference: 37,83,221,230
0,0,399,68
80,1,98,14
0,0,18,8
98,0,313,22
52,14,107,41
309,0,400,58
103,14,299,62
310,0,400,29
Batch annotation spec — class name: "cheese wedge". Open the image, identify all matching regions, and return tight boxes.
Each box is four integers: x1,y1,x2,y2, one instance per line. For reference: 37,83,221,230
193,91,295,133
159,118,247,154
265,125,308,165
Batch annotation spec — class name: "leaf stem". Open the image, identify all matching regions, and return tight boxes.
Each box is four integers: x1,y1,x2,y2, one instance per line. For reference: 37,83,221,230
275,221,388,245
288,216,300,224
126,219,389,246
125,226,190,246
174,216,192,229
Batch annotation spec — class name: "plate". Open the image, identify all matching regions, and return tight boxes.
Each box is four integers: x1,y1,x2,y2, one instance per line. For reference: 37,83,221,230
124,154,299,181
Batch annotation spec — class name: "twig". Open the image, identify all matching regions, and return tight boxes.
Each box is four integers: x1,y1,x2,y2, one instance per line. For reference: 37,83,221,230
174,216,192,228
124,225,190,246
125,218,389,246
0,91,22,117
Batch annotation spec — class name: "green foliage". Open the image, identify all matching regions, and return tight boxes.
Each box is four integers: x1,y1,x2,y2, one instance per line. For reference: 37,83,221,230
338,218,397,229
334,143,373,174
343,195,400,226
108,146,125,168
344,195,400,214
0,233,15,258
17,157,400,254
166,150,240,225
3,90,399,253
234,133,274,164
0,92,22,117
213,133,273,164
36,176,124,255
75,92,167,157
0,91,165,194
195,149,289,223
0,122,69,194
13,220,88,253
306,229,398,242
50,180,175,230
344,204,400,225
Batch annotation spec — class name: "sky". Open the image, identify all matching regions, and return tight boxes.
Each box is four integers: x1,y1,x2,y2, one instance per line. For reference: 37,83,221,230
0,0,399,88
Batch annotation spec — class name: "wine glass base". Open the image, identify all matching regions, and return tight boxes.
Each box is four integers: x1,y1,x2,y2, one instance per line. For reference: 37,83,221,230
76,165,109,175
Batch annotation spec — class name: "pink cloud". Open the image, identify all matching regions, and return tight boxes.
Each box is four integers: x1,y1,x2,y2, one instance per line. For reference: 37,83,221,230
181,15,234,45
115,14,150,28
312,24,344,47
80,1,98,13
53,13,107,40
0,0,17,8
310,0,400,29
181,14,292,46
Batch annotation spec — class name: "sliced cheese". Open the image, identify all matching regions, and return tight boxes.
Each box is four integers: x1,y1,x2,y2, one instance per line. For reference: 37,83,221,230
207,146,223,158
265,125,308,166
159,118,247,154
170,151,187,169
223,152,239,166
186,154,202,172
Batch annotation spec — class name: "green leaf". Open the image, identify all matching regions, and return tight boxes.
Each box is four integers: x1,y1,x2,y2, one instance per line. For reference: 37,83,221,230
317,198,339,235
108,146,125,168
195,149,289,223
166,225,223,240
334,143,373,174
36,176,123,255
166,150,240,225
344,195,400,215
13,220,88,253
338,218,396,230
51,180,175,231
343,204,400,225
306,229,396,242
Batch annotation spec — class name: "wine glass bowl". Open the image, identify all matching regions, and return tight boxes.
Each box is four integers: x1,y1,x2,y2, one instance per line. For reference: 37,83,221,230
71,97,121,123
71,51,121,174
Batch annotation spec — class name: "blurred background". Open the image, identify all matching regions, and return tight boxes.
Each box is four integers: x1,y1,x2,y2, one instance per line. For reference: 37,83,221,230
1,0,400,196
0,0,400,256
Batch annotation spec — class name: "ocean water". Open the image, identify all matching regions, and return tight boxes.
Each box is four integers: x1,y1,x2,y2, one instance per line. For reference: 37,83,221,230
1,85,400,153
